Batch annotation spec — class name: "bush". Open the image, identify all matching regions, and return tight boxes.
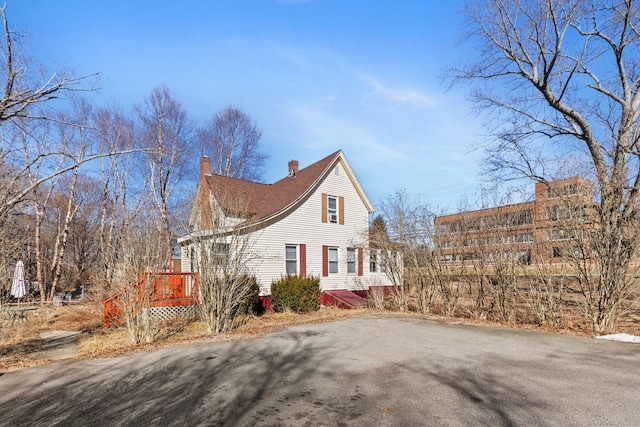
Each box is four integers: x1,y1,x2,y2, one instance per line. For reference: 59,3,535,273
240,276,262,315
271,275,321,313
199,273,260,334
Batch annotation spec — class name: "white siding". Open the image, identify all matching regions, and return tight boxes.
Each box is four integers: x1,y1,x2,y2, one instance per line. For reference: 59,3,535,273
244,162,393,294
183,159,395,295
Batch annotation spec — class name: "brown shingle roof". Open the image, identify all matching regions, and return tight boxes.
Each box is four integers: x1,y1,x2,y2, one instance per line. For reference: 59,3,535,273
203,150,341,226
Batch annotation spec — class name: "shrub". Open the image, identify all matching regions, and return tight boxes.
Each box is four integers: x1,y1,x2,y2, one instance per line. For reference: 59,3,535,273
240,276,262,315
199,273,260,334
368,285,386,310
271,275,321,313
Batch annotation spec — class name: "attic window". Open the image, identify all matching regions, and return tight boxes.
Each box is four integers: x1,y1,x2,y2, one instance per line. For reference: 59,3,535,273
328,196,338,223
334,165,340,175
322,193,344,224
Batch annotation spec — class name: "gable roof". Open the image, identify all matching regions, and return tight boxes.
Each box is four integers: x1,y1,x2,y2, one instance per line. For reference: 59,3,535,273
199,150,373,229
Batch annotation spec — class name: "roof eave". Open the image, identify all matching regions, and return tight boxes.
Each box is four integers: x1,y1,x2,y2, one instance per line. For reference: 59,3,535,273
236,151,374,231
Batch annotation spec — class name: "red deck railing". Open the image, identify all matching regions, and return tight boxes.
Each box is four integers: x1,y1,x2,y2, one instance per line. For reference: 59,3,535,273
103,272,199,327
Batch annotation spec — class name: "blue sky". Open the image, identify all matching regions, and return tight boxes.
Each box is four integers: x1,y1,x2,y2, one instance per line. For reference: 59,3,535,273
8,0,485,210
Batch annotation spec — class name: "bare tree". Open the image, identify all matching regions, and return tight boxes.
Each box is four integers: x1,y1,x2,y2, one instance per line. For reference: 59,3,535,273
451,0,640,331
188,185,261,334
0,6,94,123
92,106,137,295
0,8,145,294
45,101,98,300
68,175,103,290
116,206,171,344
199,106,267,182
434,204,489,319
0,7,99,225
136,86,194,266
520,241,571,328
376,189,421,312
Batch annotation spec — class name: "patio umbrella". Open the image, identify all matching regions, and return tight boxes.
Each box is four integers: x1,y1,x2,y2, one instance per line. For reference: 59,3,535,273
10,260,28,299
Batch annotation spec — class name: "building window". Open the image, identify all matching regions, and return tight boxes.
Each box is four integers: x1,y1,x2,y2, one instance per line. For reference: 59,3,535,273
322,193,344,224
549,229,586,241
548,183,584,198
285,245,298,275
547,204,586,222
519,249,532,265
211,243,229,265
518,233,534,243
347,248,356,273
328,196,338,223
329,247,338,273
370,252,377,272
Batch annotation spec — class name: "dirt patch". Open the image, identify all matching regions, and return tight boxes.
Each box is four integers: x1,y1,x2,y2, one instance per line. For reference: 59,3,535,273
35,330,82,360
0,304,102,370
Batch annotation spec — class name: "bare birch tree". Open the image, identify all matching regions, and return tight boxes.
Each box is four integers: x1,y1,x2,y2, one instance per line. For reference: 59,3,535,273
0,6,94,123
450,0,640,331
136,85,194,266
68,176,103,289
199,106,267,182
0,6,100,226
92,106,138,295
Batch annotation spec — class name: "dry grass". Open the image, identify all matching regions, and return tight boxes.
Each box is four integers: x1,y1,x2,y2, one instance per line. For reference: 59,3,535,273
2,296,638,373
0,302,374,372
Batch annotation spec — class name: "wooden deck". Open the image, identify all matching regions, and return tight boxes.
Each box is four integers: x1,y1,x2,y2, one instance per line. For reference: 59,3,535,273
103,272,198,327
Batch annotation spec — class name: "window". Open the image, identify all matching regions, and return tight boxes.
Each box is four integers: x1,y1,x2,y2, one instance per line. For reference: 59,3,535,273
322,193,344,224
518,233,534,243
548,183,585,198
211,243,229,265
285,245,298,275
328,196,338,223
370,251,377,272
347,248,356,273
547,204,586,222
329,247,338,273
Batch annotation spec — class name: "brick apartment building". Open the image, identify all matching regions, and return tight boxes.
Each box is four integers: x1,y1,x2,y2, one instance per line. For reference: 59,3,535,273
433,177,593,265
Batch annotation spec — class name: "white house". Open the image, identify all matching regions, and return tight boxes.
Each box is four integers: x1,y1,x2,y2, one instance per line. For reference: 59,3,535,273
178,150,395,304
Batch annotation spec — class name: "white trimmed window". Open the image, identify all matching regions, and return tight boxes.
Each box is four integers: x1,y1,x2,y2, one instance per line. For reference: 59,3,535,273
370,251,377,273
286,245,298,275
347,248,356,274
328,196,338,223
211,242,229,265
329,247,338,273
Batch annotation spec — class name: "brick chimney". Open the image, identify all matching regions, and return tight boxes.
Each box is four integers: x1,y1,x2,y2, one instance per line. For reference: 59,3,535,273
288,160,299,176
201,156,211,178
199,156,212,229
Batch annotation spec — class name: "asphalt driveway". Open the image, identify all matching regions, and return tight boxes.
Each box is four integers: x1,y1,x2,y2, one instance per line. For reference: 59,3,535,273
0,314,639,426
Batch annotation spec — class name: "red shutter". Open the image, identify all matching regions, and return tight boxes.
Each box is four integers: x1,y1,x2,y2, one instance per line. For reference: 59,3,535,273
322,245,328,277
339,196,345,225
357,248,363,276
300,244,306,277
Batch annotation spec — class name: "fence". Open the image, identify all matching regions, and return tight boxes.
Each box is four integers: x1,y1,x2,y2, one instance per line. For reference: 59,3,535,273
103,272,199,327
